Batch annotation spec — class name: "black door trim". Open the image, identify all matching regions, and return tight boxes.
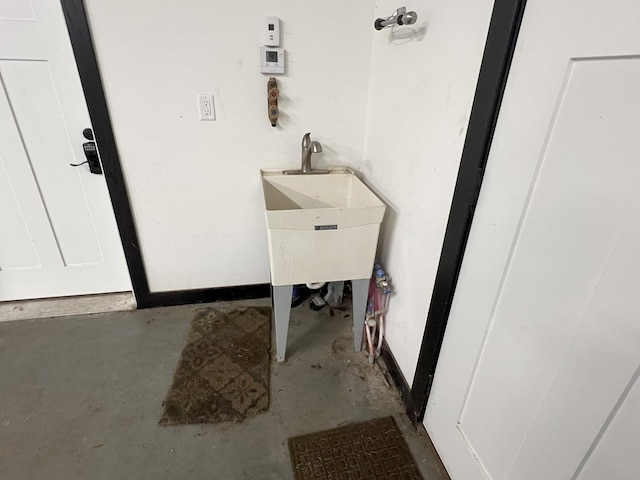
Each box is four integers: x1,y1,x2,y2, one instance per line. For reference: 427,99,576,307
60,0,269,308
407,0,528,423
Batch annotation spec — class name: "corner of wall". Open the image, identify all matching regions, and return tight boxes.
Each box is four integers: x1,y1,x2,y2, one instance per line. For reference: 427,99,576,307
361,0,495,384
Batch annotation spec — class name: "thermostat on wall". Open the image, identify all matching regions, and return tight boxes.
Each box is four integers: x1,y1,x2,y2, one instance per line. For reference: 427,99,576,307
260,47,285,74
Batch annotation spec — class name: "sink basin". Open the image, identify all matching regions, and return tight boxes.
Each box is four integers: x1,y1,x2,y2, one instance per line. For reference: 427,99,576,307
261,167,385,286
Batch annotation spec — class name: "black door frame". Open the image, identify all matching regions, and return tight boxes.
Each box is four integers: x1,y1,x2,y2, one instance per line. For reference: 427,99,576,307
60,0,270,308
407,0,528,423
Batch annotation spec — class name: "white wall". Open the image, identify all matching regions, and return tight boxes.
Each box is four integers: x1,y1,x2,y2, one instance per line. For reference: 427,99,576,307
84,0,373,291
85,0,495,387
360,0,494,382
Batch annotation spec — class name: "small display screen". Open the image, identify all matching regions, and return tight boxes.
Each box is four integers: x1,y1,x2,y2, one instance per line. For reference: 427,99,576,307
268,24,274,31
266,51,279,63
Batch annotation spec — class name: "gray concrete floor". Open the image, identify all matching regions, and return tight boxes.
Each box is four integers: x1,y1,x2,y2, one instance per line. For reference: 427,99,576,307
0,298,448,480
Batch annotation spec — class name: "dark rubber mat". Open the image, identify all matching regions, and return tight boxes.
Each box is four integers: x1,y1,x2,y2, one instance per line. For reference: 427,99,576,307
159,305,271,425
288,416,423,479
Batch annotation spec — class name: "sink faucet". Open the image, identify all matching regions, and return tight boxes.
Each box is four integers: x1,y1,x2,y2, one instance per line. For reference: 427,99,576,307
301,132,322,173
282,132,329,175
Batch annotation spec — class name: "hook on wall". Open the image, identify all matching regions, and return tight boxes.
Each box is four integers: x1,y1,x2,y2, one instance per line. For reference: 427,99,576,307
374,6,417,30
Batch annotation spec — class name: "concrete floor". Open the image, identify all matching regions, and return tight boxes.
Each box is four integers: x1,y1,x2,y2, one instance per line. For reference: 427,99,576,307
0,298,448,480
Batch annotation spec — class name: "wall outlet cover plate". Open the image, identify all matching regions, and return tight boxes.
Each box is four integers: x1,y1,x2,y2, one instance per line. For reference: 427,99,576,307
198,94,215,120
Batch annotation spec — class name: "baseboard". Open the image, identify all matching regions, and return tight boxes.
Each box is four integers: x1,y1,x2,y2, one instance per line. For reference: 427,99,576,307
0,284,271,319
378,341,451,478
136,283,271,309
378,340,421,425
0,292,136,322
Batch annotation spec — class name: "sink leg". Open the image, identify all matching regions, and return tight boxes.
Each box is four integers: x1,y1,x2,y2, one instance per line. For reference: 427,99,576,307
272,284,293,362
351,278,369,352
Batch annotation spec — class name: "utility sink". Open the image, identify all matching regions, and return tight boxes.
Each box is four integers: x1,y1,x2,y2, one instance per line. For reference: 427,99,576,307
261,167,385,286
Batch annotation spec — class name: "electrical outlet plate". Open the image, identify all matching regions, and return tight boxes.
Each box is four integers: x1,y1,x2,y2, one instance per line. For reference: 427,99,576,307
198,94,215,120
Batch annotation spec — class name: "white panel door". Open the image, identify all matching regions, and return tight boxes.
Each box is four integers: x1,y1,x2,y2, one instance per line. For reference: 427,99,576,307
425,1,640,479
0,0,131,301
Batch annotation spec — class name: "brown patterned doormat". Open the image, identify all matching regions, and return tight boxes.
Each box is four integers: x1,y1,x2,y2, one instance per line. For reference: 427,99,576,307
159,305,271,425
288,416,423,479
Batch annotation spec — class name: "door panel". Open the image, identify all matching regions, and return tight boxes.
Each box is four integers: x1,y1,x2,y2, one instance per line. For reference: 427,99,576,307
578,372,640,480
1,60,103,266
0,0,130,301
507,211,640,480
0,1,36,21
0,156,40,270
460,56,640,478
425,2,640,479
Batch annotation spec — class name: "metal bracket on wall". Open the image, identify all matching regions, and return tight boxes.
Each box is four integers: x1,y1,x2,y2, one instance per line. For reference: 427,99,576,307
374,7,417,30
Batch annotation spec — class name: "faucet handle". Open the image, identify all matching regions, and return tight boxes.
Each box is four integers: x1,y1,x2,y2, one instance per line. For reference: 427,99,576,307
311,140,322,153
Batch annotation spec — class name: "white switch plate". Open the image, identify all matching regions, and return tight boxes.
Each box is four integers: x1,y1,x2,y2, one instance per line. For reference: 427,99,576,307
198,94,215,120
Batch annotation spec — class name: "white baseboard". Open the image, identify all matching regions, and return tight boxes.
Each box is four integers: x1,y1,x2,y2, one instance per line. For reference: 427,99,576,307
0,292,137,322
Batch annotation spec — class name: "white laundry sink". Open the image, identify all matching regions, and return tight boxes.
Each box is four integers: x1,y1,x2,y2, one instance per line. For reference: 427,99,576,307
261,167,385,286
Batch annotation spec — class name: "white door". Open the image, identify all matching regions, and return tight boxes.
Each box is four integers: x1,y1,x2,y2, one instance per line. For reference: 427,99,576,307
425,1,640,479
0,0,131,301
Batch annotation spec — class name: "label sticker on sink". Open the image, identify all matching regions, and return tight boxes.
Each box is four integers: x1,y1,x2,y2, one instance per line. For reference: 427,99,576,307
315,224,337,230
